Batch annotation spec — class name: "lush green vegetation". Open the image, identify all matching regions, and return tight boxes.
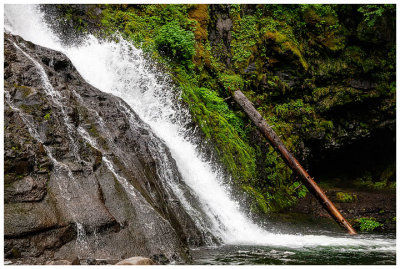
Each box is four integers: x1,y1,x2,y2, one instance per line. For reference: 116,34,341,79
155,21,195,68
356,217,383,232
56,4,395,214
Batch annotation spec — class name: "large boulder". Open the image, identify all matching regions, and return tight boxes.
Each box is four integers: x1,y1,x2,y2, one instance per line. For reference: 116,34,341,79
4,33,208,263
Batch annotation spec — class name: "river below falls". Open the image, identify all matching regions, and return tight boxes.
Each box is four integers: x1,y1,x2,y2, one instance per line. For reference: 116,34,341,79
191,233,396,265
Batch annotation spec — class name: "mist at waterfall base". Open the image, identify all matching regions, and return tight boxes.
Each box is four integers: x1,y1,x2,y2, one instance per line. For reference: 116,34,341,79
4,5,395,265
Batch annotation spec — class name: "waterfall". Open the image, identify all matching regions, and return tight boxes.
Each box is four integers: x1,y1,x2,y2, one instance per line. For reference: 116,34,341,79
4,4,395,252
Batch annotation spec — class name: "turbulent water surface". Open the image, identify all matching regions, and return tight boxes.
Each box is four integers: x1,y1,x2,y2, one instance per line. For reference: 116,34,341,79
4,4,396,265
192,234,396,265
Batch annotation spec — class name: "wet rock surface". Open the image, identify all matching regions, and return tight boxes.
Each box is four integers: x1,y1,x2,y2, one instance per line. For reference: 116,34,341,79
5,256,157,265
4,33,206,263
208,5,233,67
116,256,155,265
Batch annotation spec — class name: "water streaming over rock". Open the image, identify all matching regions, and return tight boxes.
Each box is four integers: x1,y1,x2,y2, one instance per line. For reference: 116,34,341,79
5,31,199,262
4,4,396,261
4,88,90,257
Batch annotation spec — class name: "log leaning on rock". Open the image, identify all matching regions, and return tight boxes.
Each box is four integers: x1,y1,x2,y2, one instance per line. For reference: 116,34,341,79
233,90,357,235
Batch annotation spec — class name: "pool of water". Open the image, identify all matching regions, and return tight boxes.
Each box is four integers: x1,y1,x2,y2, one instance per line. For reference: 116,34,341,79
191,233,396,265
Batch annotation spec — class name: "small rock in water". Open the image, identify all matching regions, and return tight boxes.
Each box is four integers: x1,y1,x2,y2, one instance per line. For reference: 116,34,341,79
116,257,155,265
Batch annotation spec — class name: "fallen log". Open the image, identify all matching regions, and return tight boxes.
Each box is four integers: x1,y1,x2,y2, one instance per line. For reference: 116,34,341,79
233,90,357,235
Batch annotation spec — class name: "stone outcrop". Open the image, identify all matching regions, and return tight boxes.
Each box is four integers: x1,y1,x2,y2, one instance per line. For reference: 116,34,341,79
4,33,208,263
116,256,155,265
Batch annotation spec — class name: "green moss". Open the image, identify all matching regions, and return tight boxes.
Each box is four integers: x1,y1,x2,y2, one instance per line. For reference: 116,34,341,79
89,124,99,137
43,112,51,121
219,73,244,94
231,15,258,71
263,27,308,70
312,86,362,112
188,4,209,41
354,173,393,190
11,145,20,152
302,5,345,51
180,80,256,183
14,84,32,97
242,185,270,214
336,192,357,203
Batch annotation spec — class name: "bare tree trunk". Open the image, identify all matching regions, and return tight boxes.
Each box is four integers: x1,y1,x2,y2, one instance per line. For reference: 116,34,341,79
233,90,356,235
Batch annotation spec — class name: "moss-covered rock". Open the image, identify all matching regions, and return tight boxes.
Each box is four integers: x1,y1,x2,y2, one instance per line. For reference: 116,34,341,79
336,192,357,203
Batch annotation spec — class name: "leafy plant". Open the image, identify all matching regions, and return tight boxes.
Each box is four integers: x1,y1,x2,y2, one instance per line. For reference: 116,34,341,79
357,5,394,27
291,181,308,198
356,217,382,232
155,21,195,68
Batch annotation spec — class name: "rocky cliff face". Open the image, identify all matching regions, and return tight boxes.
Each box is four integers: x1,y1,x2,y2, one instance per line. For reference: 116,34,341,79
4,33,208,264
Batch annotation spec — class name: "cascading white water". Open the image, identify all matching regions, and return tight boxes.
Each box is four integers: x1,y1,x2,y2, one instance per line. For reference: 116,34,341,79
4,4,395,251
